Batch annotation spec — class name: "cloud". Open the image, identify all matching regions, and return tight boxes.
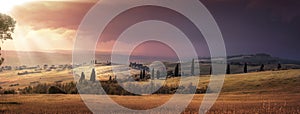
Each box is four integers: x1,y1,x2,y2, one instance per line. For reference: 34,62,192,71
2,0,97,51
202,0,300,23
3,24,76,51
246,0,300,22
10,1,96,30
96,40,178,58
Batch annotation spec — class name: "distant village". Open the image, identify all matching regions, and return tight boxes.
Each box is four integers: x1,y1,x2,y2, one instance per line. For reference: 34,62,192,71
0,59,113,77
0,64,76,75
0,56,291,81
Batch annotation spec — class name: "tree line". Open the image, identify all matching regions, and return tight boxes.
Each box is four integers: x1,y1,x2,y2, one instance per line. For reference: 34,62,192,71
226,63,283,74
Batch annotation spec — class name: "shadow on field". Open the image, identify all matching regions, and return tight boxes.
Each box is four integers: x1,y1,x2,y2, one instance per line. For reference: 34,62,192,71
0,102,21,105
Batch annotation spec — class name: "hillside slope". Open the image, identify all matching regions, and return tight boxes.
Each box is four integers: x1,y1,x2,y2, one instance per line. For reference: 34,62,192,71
166,69,300,94
221,69,300,94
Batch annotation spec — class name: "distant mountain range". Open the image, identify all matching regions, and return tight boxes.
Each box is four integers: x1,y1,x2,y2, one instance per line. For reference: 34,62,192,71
227,53,300,65
200,53,300,65
1,50,299,66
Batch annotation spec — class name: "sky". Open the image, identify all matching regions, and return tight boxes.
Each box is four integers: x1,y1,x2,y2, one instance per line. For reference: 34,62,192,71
1,0,300,60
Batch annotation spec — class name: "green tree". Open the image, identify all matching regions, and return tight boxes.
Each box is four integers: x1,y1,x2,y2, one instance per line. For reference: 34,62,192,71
0,13,16,65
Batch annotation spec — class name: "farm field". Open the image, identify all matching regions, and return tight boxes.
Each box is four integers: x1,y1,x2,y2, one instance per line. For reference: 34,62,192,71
1,69,300,113
2,64,300,93
1,93,300,114
0,0,299,113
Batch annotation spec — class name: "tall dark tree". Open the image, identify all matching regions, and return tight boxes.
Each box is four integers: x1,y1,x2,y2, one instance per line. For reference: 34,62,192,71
142,69,146,79
109,76,112,81
79,72,85,83
0,14,16,66
209,66,212,75
156,70,160,79
151,68,155,80
260,64,265,71
90,68,96,82
277,63,282,70
139,70,143,79
226,64,231,74
244,63,248,73
191,59,195,76
174,63,180,77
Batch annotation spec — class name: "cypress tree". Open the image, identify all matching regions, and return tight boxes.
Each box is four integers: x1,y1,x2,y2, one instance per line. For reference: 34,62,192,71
140,70,143,80
79,72,85,83
109,76,112,81
151,68,155,80
175,64,179,77
260,64,264,71
244,63,248,73
142,69,146,79
209,66,212,75
156,70,160,79
226,64,231,74
191,59,195,76
90,68,96,82
278,63,282,70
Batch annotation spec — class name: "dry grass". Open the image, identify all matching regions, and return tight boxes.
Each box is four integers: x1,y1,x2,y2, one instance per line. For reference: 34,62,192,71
1,94,300,114
0,94,91,114
166,69,300,94
0,70,74,89
1,69,300,113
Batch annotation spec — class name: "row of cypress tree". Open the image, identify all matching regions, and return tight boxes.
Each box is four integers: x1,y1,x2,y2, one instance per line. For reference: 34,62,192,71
79,69,96,82
226,63,282,74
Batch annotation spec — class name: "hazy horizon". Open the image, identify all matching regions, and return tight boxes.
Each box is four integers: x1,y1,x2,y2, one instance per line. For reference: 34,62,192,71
1,49,298,67
0,0,299,61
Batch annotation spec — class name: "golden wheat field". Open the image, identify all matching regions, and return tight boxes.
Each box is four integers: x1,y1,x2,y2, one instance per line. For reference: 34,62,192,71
1,94,300,114
1,69,300,113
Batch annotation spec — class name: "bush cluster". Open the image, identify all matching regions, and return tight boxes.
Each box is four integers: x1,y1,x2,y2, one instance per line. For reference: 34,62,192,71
0,80,208,95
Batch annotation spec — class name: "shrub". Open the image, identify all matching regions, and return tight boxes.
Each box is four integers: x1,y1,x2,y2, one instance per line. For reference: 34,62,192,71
3,89,15,94
16,80,207,95
47,86,66,94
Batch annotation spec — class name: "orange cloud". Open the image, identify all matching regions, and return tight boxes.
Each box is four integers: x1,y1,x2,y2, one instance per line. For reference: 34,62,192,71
10,1,96,30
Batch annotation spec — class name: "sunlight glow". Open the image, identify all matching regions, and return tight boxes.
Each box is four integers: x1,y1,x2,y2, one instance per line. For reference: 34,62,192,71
0,0,36,13
0,0,93,14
